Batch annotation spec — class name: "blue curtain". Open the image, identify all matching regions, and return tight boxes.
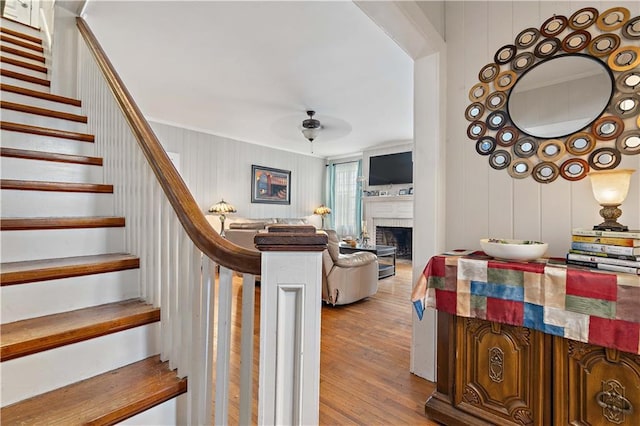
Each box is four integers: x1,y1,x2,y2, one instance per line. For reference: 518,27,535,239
326,164,336,230
355,159,362,237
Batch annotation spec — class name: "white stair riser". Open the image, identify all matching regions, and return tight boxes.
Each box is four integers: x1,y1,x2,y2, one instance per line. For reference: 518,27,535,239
1,269,140,323
0,20,43,38
1,227,126,262
119,394,185,426
0,75,51,93
1,156,103,183
0,130,96,156
0,39,42,53
0,323,160,407
1,190,114,217
0,90,81,115
0,50,46,67
0,61,47,79
0,109,86,133
0,75,50,92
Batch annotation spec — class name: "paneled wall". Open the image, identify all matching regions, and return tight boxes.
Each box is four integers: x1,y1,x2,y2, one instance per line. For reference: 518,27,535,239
445,1,640,256
150,121,326,228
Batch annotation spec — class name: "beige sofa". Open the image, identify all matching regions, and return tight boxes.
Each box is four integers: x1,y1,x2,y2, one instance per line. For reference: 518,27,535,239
206,215,322,252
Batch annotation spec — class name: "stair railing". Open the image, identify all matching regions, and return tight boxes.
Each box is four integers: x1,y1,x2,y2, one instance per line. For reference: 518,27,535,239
75,16,327,426
75,17,261,425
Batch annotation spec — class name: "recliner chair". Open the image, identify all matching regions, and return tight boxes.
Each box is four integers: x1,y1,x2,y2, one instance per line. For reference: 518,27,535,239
322,229,379,305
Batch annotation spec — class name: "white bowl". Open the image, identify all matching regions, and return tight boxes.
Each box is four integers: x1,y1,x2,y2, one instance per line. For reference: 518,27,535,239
480,238,548,261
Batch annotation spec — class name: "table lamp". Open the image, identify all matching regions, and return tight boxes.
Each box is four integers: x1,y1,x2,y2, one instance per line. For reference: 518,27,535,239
314,205,331,229
588,169,635,231
208,198,237,236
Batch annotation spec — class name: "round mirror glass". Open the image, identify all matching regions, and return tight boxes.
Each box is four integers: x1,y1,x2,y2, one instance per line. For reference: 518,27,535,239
515,163,528,173
574,138,588,149
568,163,583,174
507,54,613,138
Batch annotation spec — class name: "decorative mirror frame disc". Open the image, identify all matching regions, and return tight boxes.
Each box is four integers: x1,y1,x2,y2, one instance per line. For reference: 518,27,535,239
464,6,640,183
569,7,599,30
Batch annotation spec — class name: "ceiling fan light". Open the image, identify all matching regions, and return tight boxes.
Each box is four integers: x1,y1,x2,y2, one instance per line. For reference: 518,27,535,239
302,126,320,142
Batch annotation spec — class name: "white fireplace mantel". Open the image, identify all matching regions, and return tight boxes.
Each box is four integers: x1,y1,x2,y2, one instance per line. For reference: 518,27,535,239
363,195,413,236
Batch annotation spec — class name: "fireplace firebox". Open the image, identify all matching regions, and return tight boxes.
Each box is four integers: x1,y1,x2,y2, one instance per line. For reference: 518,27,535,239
375,226,412,260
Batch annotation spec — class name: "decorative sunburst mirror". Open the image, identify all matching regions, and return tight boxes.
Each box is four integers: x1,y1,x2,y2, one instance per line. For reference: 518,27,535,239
465,7,640,183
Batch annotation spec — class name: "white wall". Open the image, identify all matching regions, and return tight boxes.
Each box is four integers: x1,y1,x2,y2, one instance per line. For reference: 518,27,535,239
150,121,326,231
51,4,78,98
445,1,640,257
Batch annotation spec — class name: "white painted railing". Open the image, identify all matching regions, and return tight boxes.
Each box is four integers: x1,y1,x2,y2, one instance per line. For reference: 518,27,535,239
76,21,261,425
75,18,327,426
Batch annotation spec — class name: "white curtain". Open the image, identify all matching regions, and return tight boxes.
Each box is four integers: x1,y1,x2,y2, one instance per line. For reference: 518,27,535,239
332,161,359,238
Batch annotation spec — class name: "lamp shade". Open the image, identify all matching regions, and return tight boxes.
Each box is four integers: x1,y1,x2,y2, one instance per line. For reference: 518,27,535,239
588,169,635,206
313,205,331,216
208,199,237,214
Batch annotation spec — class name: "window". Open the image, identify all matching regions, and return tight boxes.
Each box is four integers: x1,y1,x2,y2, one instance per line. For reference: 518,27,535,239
327,160,361,237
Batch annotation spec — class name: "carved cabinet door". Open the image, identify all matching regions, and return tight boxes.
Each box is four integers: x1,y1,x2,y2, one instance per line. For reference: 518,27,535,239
554,337,640,426
454,318,551,425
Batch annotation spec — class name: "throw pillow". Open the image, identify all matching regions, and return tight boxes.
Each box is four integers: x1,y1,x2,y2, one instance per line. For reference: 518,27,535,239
276,218,308,225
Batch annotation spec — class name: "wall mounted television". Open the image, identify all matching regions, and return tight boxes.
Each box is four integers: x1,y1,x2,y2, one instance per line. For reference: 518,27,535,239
368,151,413,186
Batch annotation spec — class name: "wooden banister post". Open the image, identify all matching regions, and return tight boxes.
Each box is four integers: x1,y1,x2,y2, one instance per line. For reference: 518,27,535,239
255,226,328,426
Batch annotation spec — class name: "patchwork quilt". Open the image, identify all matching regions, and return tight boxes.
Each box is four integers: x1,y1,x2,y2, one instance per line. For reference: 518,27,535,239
411,252,640,355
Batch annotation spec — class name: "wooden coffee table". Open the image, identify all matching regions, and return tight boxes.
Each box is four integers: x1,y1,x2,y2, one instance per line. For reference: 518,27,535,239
339,244,396,279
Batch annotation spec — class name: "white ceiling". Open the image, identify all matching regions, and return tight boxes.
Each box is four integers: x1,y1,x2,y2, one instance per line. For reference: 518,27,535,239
81,1,415,158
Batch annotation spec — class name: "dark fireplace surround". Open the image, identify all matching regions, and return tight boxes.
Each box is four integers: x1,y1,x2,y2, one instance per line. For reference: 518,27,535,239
376,226,412,259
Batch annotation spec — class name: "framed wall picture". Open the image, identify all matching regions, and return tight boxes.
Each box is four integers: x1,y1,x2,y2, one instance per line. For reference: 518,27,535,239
251,165,291,204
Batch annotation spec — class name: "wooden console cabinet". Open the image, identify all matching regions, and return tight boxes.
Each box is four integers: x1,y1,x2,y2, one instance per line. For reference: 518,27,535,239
425,312,640,425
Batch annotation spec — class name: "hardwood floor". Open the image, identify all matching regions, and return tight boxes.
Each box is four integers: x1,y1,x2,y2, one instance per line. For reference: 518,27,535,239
220,260,437,425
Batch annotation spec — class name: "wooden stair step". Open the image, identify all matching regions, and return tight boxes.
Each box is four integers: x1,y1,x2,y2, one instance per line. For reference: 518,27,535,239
0,355,187,424
0,26,42,45
1,121,94,141
0,147,102,166
0,34,44,53
1,68,50,86
1,100,87,123
1,55,47,73
0,299,160,361
1,216,125,230
1,83,81,106
1,253,140,286
0,44,45,62
1,179,112,193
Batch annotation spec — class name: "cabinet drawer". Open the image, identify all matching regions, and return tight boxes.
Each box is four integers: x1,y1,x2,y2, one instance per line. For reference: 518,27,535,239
554,337,640,425
455,318,551,425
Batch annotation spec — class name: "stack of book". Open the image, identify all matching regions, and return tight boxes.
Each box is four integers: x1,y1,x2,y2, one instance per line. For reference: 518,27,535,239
567,228,640,275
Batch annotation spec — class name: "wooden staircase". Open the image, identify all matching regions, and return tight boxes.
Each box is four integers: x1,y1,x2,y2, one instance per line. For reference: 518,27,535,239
0,17,186,424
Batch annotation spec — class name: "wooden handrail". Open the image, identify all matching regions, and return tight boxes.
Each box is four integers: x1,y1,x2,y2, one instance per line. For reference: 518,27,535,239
76,17,261,275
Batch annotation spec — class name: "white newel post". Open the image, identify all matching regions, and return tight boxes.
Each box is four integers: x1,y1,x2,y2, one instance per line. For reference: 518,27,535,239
255,226,328,426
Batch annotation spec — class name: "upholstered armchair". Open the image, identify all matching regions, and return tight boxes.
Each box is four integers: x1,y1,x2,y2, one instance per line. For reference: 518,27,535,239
322,229,379,305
